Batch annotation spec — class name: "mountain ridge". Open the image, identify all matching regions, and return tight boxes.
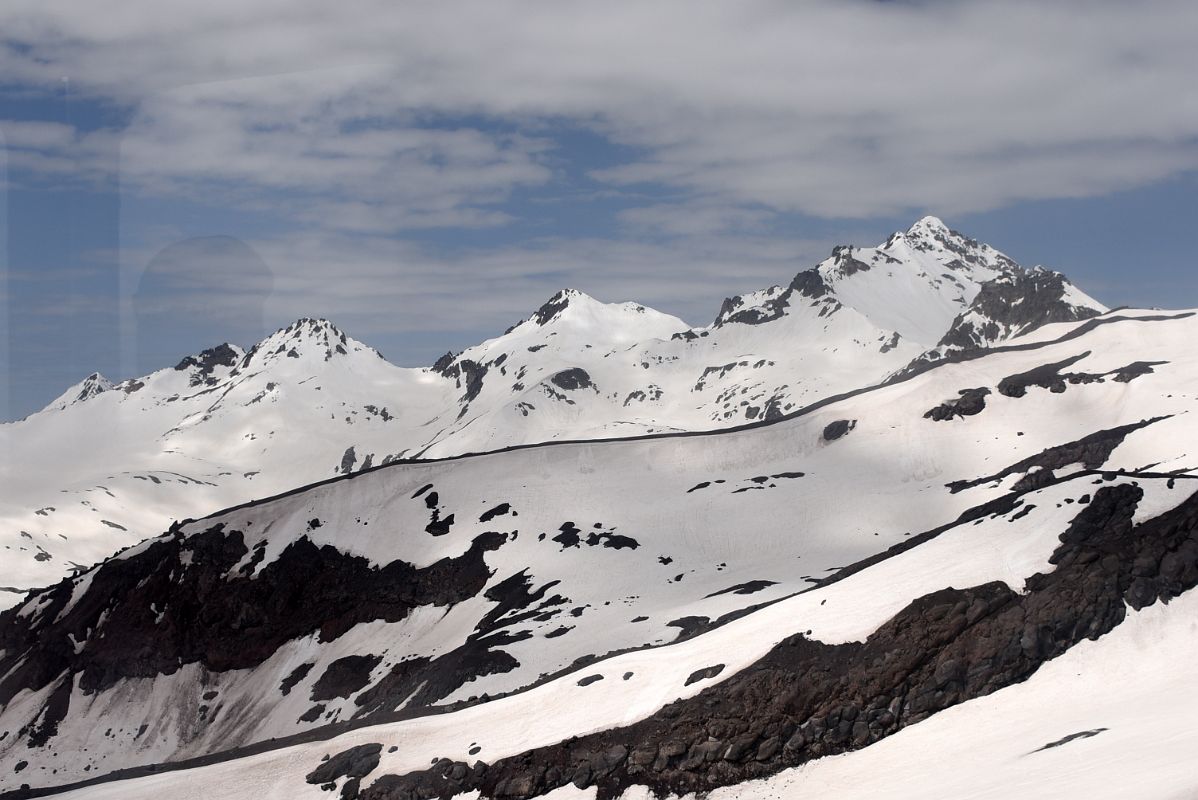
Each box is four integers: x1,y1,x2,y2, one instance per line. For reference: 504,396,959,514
2,306,1196,798
0,218,1105,609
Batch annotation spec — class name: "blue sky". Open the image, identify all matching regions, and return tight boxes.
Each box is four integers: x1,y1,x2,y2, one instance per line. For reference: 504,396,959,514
2,0,1197,420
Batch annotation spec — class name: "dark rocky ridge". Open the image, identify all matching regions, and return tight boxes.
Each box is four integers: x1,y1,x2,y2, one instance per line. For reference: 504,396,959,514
0,525,506,748
532,290,575,326
174,344,241,387
936,270,1102,355
946,417,1168,494
356,480,1198,800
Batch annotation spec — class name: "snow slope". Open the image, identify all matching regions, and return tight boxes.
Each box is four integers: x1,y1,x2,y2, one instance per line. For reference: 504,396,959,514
1,307,1191,797
37,522,1198,800
0,218,1104,608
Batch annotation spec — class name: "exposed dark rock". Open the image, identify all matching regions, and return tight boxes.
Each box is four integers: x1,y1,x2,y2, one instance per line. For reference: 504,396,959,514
352,571,568,718
174,344,240,386
0,526,507,722
550,369,594,392
947,417,1168,493
684,664,725,686
479,504,512,523
439,359,488,416
577,674,604,687
822,419,856,441
584,531,640,550
1112,362,1166,382
299,704,325,724
704,581,777,599
829,245,871,276
552,522,582,549
924,388,991,421
339,447,358,475
998,353,1091,397
310,655,383,701
623,386,663,406
1032,728,1108,753
789,269,829,300
936,270,1102,355
306,743,383,785
533,290,575,325
431,352,458,376
359,481,1198,800
425,512,455,537
279,663,314,696
715,290,792,326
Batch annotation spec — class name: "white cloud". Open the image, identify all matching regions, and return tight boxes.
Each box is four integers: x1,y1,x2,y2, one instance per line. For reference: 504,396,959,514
1,0,1196,220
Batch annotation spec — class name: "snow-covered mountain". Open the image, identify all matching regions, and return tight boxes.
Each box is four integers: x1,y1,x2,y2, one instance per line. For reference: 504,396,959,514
1,305,1195,800
0,217,1104,608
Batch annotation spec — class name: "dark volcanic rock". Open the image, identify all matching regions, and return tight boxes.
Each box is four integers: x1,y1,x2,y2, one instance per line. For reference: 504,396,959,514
279,663,314,696
174,343,240,386
550,368,594,392
0,526,507,733
306,743,383,785
937,270,1102,355
357,481,1198,800
339,446,358,475
998,353,1091,397
479,503,512,523
704,581,777,599
715,291,791,326
789,269,829,299
1032,728,1108,752
431,351,458,376
822,419,856,441
311,654,383,701
924,388,991,422
947,417,1168,494
684,664,725,686
533,290,574,325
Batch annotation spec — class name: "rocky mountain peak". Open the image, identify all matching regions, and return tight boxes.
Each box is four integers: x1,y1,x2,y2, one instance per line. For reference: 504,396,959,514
531,288,593,326
243,318,358,366
40,371,114,414
174,343,244,386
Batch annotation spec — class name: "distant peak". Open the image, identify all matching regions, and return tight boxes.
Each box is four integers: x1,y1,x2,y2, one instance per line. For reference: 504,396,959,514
245,317,359,365
532,288,593,326
79,372,112,392
41,372,113,413
283,317,344,336
907,215,951,236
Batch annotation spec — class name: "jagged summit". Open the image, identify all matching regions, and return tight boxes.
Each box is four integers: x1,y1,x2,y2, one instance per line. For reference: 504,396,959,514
531,288,588,325
241,317,371,367
710,216,1101,351
41,371,114,413
906,214,952,238
173,343,244,387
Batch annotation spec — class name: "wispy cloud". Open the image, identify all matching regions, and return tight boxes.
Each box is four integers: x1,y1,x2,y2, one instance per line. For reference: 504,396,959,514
3,0,1197,221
